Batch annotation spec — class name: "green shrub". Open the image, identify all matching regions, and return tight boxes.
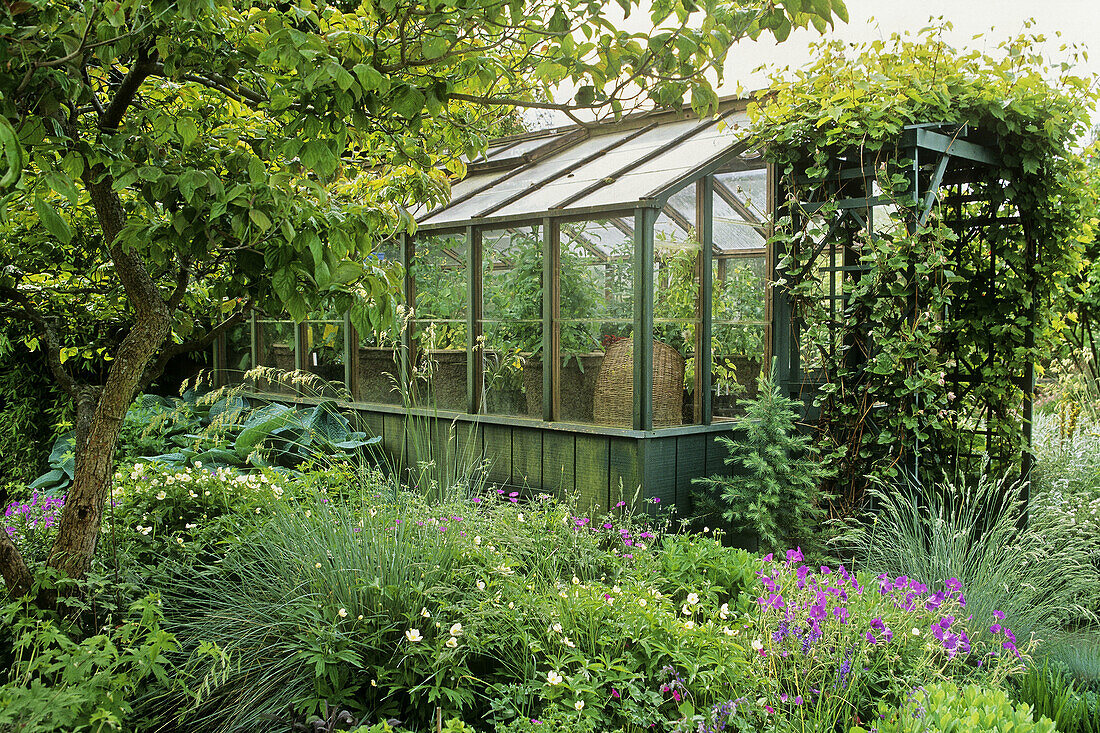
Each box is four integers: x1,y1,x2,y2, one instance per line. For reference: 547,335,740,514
859,681,1056,733
0,344,71,495
26,391,379,495
3,493,65,564
135,482,757,732
1031,410,1100,621
670,552,1029,732
692,361,833,556
650,534,758,616
0,591,179,733
105,462,300,576
492,707,602,732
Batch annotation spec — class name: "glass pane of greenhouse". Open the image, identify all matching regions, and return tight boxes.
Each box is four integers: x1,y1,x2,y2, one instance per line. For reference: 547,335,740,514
304,312,346,397
355,239,404,405
652,210,700,426
224,320,252,384
481,224,542,418
412,232,467,411
560,218,633,426
255,317,297,394
712,256,766,419
711,168,768,419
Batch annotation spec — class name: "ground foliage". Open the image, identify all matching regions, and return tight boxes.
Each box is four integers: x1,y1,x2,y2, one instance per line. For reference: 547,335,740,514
749,23,1097,496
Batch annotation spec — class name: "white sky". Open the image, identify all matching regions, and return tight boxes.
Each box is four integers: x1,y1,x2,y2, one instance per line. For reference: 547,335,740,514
531,0,1100,127
721,0,1100,91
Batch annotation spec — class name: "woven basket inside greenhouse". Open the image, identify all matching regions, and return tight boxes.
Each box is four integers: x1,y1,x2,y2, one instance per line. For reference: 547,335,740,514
593,339,684,427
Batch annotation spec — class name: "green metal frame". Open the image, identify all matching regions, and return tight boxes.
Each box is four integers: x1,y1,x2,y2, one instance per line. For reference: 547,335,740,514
236,150,773,441
240,180,771,434
633,206,656,430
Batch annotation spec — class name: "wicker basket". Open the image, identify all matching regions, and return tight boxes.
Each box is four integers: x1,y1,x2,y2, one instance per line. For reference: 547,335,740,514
593,339,685,427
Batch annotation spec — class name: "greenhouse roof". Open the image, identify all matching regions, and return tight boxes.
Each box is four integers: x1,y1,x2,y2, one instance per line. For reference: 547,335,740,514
415,98,764,250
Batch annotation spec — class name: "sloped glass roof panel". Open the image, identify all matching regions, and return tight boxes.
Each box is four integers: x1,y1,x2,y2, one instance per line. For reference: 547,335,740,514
489,134,568,160
568,116,749,210
492,120,704,216
420,130,637,226
415,103,753,230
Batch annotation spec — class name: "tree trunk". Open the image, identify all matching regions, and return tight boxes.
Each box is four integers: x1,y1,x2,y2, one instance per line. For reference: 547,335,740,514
0,526,33,599
41,171,173,586
46,320,170,582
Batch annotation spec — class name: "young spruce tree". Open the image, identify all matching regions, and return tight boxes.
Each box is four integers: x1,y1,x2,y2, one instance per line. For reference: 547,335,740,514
693,360,833,556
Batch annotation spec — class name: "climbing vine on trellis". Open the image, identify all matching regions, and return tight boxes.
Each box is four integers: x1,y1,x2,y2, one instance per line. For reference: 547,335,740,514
749,24,1097,501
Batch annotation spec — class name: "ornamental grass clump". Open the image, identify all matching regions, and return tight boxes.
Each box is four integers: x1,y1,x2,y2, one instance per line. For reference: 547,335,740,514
838,470,1099,644
143,489,469,732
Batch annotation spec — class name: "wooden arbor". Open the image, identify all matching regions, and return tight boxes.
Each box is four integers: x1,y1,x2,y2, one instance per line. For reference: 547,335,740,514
771,123,1037,490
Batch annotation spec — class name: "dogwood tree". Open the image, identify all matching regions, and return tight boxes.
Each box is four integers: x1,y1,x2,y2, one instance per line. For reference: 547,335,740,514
0,0,845,597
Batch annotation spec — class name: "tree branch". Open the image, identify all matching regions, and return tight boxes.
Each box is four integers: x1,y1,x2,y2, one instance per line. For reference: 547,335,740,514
165,257,191,312
447,92,593,125
0,528,33,600
1,286,79,397
136,305,251,393
99,50,159,132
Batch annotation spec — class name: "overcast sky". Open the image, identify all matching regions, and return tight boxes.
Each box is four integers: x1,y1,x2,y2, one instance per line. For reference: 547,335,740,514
721,0,1100,91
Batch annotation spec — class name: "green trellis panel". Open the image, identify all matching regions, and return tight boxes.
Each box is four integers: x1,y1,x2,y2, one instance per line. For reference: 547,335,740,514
511,427,543,490
609,437,641,509
644,437,677,507
575,434,610,511
482,423,512,486
675,434,707,510
542,431,575,497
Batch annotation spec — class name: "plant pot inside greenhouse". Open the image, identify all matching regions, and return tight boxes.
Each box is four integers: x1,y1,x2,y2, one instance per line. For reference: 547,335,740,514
357,347,403,405
521,354,605,422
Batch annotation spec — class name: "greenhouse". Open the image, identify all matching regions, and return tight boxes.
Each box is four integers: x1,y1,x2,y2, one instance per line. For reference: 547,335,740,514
217,99,772,509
